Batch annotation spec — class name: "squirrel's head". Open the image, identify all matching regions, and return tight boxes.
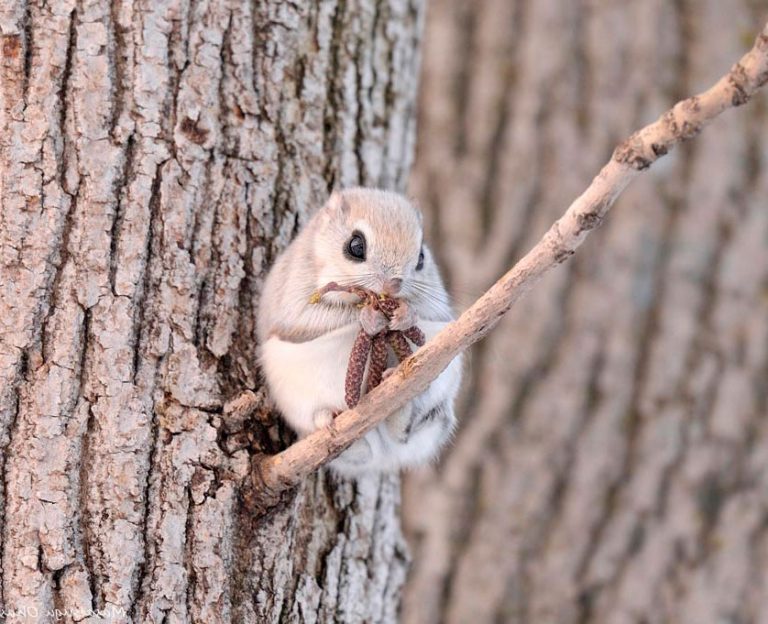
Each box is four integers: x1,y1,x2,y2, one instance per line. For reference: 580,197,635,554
312,188,438,305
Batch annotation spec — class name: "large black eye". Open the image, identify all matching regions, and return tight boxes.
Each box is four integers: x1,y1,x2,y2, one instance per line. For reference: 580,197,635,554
345,231,366,262
416,247,425,271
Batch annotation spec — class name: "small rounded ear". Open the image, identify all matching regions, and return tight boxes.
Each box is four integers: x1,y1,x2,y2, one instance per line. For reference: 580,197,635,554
408,195,424,224
326,190,350,216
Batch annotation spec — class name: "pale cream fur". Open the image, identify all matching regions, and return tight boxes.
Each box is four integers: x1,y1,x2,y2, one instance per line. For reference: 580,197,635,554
257,187,461,475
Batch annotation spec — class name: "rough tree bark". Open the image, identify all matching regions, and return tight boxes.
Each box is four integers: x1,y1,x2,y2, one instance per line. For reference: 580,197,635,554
404,1,768,624
0,0,422,622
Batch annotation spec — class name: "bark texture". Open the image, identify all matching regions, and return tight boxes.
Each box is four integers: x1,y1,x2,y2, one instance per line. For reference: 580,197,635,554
0,0,422,622
404,1,768,623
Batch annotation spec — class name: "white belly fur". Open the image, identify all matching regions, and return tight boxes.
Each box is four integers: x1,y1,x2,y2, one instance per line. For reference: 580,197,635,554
261,321,462,473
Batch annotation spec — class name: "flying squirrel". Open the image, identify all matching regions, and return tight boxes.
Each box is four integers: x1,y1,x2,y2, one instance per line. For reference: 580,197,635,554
257,188,463,475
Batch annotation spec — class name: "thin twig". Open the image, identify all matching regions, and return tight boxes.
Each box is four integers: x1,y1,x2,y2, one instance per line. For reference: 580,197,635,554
250,22,768,506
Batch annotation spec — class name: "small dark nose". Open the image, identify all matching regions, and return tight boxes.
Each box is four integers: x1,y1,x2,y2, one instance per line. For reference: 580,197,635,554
383,278,402,295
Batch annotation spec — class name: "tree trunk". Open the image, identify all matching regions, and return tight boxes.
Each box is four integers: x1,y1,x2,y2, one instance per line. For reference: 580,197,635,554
0,0,422,621
403,1,768,623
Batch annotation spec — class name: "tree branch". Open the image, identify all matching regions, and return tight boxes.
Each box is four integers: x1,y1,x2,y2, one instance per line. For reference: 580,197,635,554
250,21,768,507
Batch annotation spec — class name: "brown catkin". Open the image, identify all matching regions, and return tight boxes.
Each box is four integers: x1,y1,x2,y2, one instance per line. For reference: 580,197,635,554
403,326,425,346
366,334,389,393
388,331,413,362
378,297,400,315
345,329,373,407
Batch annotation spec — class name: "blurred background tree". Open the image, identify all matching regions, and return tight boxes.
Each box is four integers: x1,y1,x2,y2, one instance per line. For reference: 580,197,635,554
403,1,768,623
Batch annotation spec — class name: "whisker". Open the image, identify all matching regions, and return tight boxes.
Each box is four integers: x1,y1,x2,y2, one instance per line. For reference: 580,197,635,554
316,272,379,281
411,280,480,302
407,288,450,308
409,282,449,299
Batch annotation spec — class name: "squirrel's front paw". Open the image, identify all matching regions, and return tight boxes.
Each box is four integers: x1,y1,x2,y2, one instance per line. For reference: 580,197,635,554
389,300,417,331
360,306,389,336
